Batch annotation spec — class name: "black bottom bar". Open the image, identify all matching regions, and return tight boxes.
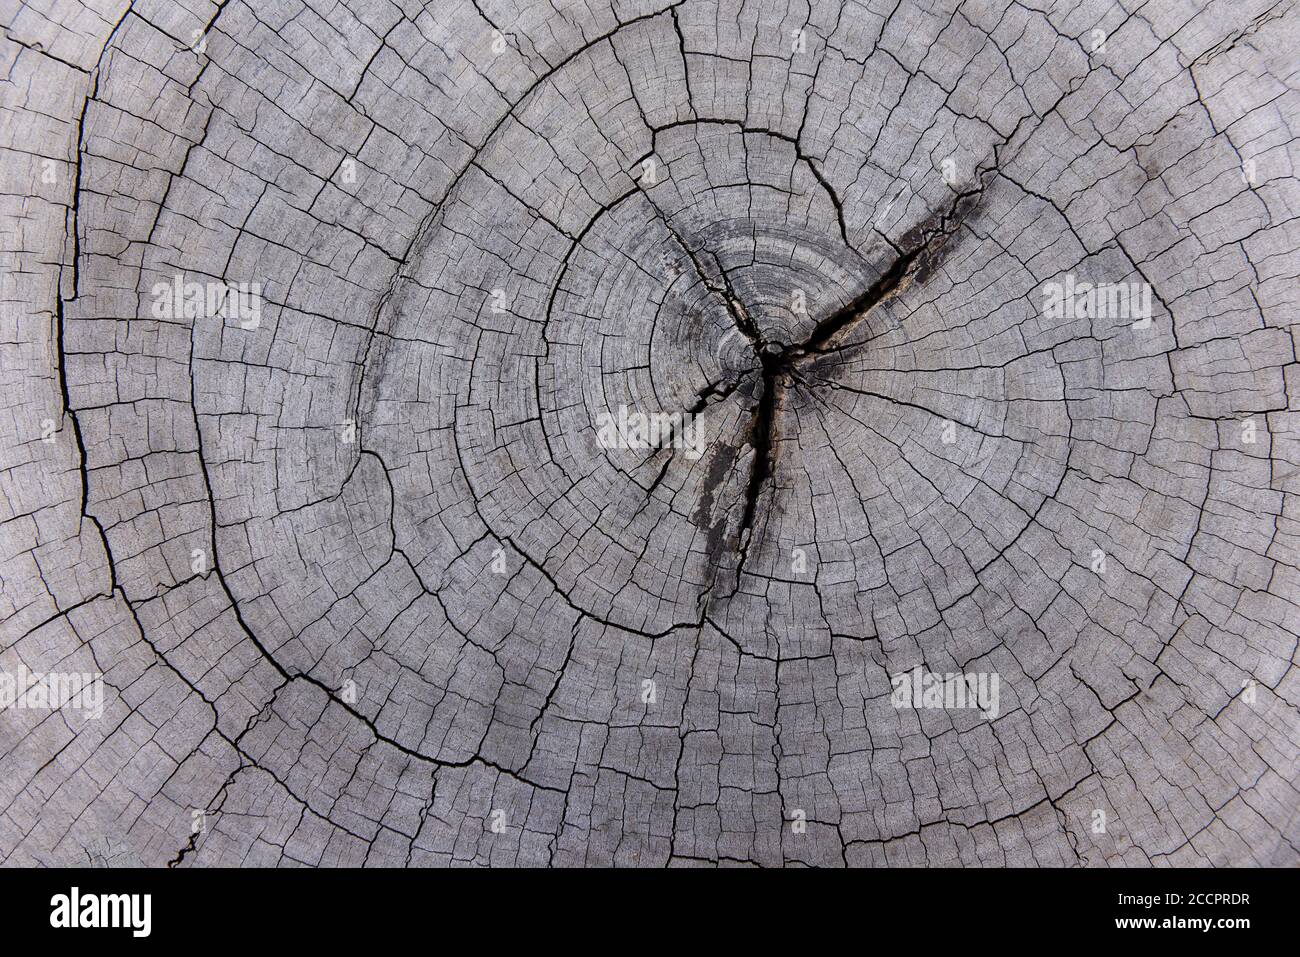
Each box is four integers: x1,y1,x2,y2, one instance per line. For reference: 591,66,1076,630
0,866,1288,944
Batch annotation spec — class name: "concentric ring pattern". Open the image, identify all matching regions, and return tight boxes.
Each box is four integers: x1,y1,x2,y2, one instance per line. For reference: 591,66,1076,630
2,0,1297,866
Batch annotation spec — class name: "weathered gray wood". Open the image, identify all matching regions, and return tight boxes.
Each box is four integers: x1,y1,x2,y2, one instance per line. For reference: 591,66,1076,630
1,0,1297,866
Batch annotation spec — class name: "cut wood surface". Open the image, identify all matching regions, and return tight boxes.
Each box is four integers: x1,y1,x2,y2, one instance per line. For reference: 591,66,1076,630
1,0,1298,866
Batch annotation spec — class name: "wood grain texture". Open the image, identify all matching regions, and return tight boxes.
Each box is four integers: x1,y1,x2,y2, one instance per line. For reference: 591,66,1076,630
1,0,1298,867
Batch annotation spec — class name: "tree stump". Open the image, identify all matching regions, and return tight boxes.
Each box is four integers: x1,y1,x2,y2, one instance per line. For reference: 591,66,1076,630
1,0,1297,867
